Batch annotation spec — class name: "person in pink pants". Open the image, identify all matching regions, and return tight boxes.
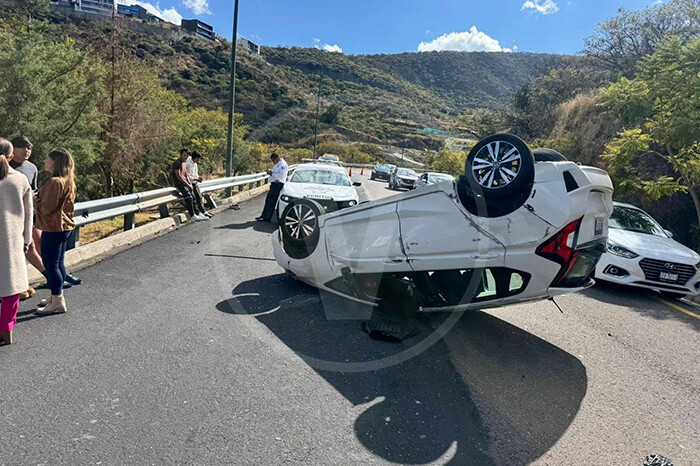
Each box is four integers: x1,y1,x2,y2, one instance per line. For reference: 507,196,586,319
0,295,20,345
0,137,34,346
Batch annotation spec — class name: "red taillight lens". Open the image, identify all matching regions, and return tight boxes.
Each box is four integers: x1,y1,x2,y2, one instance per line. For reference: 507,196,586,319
536,219,585,287
536,219,581,265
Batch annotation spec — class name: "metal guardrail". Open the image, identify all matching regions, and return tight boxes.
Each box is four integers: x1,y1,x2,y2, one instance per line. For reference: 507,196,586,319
68,167,298,249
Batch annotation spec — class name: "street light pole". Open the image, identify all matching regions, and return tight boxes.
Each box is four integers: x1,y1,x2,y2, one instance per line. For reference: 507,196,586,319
312,73,322,159
225,0,240,195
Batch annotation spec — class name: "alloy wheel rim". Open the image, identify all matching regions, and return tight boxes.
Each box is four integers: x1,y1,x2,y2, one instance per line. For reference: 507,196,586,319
285,204,317,239
472,141,522,189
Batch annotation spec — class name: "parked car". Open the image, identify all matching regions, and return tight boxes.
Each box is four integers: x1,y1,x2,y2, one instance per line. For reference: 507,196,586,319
415,172,455,189
273,134,614,313
277,162,360,219
370,163,396,182
389,167,418,190
594,202,700,298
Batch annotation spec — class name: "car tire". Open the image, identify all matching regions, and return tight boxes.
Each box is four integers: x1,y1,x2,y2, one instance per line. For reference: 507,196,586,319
280,199,324,260
461,134,535,218
533,148,568,162
370,173,375,180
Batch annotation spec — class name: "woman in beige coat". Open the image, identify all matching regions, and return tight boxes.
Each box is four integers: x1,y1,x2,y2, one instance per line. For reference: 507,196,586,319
0,138,34,346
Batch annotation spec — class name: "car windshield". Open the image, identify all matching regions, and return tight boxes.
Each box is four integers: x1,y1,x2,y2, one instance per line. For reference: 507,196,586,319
429,174,453,183
290,169,350,186
609,206,666,236
319,155,339,161
376,164,390,171
398,169,416,177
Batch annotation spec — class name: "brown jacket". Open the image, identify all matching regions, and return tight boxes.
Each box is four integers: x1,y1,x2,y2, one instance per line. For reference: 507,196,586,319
35,177,75,232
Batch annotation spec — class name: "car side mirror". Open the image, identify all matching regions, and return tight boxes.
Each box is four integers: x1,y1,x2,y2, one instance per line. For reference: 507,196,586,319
664,229,674,238
353,181,362,187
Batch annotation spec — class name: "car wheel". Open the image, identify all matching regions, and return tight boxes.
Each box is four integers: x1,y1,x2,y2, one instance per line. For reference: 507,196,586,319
462,134,535,217
533,148,567,162
280,199,323,260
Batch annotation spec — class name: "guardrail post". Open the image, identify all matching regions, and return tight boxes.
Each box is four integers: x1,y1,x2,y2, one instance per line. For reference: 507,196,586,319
124,213,135,231
159,204,170,219
66,227,80,250
256,180,262,187
248,182,255,191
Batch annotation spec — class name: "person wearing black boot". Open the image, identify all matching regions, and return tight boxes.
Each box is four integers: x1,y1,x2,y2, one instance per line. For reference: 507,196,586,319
256,152,288,222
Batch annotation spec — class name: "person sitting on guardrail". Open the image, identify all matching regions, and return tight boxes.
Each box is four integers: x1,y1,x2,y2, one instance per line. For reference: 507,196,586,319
172,148,208,222
186,151,212,219
34,149,77,316
256,152,288,222
0,138,34,346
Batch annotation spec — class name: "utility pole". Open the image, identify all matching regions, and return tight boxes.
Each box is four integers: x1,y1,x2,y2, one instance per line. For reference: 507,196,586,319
312,73,322,159
225,0,240,195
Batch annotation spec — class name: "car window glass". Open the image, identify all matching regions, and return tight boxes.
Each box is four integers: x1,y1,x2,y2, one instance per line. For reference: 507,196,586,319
430,174,453,183
609,206,666,236
398,169,416,177
290,169,351,186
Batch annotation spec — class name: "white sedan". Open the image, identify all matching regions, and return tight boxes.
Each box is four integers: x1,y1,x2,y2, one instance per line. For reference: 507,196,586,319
277,162,360,219
594,202,700,298
272,134,614,313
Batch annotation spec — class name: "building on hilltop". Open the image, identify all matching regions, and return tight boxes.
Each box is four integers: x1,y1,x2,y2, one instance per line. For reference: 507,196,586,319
117,4,163,23
76,0,115,15
238,38,261,55
50,0,80,11
182,19,215,42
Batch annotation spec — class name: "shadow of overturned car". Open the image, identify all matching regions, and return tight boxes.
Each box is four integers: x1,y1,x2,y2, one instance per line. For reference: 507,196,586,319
216,274,587,464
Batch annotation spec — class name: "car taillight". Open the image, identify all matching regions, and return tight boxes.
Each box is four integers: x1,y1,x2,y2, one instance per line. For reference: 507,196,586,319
536,219,585,287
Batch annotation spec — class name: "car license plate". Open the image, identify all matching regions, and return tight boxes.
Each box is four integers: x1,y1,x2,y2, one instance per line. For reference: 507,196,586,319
595,217,604,236
659,271,679,282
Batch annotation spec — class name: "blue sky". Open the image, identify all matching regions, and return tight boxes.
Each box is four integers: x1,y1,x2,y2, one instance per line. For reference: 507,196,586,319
118,0,666,55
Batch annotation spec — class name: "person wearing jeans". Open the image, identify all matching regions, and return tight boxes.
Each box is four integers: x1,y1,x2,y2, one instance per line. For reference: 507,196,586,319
34,148,77,316
186,151,212,218
173,149,207,221
0,138,34,346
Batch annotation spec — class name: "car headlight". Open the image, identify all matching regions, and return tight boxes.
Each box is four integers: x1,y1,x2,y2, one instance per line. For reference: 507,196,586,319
348,200,357,207
607,242,639,259
280,195,292,202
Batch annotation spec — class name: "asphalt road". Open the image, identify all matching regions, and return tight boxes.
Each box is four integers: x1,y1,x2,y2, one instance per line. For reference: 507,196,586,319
2,173,699,465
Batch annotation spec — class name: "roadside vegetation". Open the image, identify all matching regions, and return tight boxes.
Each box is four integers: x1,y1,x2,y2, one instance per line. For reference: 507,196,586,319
1,0,700,248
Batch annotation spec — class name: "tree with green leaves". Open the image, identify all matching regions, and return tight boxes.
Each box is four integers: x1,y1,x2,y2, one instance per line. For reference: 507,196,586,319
0,25,105,199
585,0,700,77
602,36,700,235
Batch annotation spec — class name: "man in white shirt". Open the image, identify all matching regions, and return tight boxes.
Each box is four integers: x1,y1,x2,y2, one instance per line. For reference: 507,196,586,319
186,151,212,218
256,152,288,222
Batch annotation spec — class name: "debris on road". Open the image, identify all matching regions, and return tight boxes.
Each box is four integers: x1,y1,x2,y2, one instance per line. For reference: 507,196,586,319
644,454,674,466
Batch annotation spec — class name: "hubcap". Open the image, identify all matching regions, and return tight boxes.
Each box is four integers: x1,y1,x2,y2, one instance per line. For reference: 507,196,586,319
284,204,317,239
471,140,522,189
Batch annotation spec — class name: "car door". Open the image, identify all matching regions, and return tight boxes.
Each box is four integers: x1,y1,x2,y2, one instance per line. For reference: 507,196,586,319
396,188,505,272
323,200,408,274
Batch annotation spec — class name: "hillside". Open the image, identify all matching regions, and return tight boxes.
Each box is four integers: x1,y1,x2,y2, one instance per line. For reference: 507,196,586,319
36,8,566,150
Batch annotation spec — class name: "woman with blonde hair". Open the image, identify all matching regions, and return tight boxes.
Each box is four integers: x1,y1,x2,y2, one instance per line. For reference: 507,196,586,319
35,148,76,316
0,138,34,345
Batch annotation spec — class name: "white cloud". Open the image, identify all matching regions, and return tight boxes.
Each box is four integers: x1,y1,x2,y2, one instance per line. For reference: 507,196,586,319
116,0,183,25
313,38,321,49
182,0,210,15
417,26,510,53
521,0,559,15
322,44,343,53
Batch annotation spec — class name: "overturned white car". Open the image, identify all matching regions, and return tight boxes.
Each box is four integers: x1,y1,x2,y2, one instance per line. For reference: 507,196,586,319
273,135,614,312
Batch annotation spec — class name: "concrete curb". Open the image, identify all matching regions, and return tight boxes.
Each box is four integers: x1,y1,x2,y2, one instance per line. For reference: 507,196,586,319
28,184,270,284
